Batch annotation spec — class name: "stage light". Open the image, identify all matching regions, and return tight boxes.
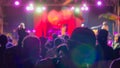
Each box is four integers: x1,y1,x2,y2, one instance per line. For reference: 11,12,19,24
81,4,89,11
83,4,87,7
71,6,75,10
75,7,80,14
42,7,46,10
14,1,20,6
26,6,34,11
26,6,30,11
36,7,42,13
84,7,88,11
29,3,34,10
97,1,102,6
32,30,36,33
29,3,33,7
81,7,85,10
81,24,84,27
27,30,31,33
26,3,34,11
29,6,34,11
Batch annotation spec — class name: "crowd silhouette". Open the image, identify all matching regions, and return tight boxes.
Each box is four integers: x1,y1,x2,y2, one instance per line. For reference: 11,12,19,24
0,27,120,68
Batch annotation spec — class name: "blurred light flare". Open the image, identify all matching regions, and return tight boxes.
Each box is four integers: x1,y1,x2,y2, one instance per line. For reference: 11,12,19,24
14,1,20,6
81,24,84,27
83,4,87,7
75,7,80,14
32,30,36,33
29,6,34,10
81,7,85,10
71,44,96,67
81,3,89,11
36,7,42,13
29,3,34,7
26,3,34,11
27,30,31,33
71,6,75,10
97,1,102,6
26,6,30,10
42,7,46,10
84,7,88,11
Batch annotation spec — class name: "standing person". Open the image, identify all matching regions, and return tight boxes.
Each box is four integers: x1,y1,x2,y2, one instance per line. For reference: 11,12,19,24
61,24,68,36
0,34,8,68
101,21,114,42
17,23,28,47
95,29,116,68
21,35,41,68
101,21,109,31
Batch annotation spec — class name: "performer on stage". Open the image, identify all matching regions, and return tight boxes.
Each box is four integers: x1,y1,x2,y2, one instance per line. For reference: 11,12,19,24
17,23,28,47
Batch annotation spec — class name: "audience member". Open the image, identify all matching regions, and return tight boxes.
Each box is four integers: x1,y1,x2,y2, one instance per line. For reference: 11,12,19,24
56,43,69,58
39,37,47,58
0,34,8,68
110,57,120,68
94,29,116,68
96,29,115,60
21,35,41,68
6,36,14,48
57,27,96,68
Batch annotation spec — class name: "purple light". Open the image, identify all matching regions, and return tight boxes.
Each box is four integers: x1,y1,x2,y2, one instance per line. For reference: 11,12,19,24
32,30,36,33
26,6,30,11
83,4,87,7
26,6,34,11
29,3,33,7
81,24,84,27
108,40,113,47
42,7,46,10
97,1,102,6
81,7,84,11
84,7,88,11
71,6,75,10
14,1,20,6
26,3,34,11
27,30,31,33
114,32,118,35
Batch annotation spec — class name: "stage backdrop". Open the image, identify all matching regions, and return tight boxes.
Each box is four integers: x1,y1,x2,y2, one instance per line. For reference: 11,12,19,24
34,8,83,37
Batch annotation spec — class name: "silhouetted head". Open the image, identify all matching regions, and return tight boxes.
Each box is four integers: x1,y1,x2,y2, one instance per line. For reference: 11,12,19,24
97,29,108,45
52,33,58,40
39,36,47,46
68,27,96,67
0,34,8,49
45,40,54,49
54,38,64,47
70,27,96,46
57,44,69,58
62,35,69,41
22,35,41,58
